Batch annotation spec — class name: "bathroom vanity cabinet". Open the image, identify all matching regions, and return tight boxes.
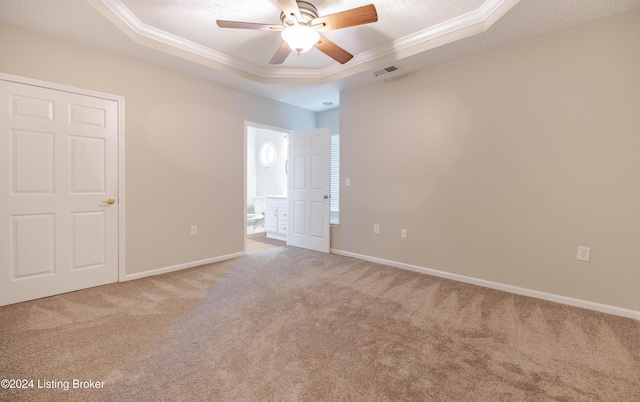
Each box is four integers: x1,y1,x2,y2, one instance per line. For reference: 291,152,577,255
264,196,288,241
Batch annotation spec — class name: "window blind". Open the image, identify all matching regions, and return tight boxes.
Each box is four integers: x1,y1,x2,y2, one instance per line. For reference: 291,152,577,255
330,135,340,214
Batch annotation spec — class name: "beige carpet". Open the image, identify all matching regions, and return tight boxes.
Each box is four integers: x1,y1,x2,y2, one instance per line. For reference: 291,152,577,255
1,246,639,401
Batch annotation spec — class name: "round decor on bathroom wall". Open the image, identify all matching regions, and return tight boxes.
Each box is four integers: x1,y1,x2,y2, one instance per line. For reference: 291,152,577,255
259,141,277,167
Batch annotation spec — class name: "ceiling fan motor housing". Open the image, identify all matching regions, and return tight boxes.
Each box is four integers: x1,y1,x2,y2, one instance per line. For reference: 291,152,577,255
280,1,319,26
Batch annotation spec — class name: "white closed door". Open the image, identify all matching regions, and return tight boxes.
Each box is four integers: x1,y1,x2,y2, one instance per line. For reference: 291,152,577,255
0,79,119,306
288,127,330,253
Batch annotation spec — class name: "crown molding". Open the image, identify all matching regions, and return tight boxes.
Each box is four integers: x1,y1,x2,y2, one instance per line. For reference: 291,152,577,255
88,0,520,84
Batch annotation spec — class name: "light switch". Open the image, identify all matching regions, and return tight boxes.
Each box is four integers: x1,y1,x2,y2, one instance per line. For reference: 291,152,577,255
345,178,351,186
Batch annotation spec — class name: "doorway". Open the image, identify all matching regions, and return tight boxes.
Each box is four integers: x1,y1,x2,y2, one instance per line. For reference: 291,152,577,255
244,122,332,254
244,122,290,249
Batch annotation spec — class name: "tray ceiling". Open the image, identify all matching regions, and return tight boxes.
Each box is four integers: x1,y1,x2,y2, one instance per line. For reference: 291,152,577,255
1,0,639,111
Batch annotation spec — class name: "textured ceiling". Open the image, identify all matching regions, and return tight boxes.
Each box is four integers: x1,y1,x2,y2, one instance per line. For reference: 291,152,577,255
118,0,489,70
1,0,639,111
90,0,517,81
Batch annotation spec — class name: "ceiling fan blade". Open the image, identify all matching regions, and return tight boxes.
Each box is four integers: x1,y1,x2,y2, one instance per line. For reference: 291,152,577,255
277,0,303,22
314,34,353,64
217,20,284,31
270,41,292,64
312,4,378,31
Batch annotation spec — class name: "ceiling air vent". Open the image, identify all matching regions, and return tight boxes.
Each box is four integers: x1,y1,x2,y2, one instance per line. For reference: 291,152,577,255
373,65,399,77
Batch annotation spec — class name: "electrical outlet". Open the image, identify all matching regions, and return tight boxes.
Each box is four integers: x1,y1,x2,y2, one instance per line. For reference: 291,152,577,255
401,229,407,238
577,246,590,262
374,224,380,234
190,225,198,236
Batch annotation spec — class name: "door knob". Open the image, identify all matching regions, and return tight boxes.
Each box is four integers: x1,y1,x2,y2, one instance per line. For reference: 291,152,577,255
103,198,116,205
323,195,329,199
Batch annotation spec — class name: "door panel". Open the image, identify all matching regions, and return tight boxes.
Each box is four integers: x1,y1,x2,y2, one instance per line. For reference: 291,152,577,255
71,211,106,270
70,136,106,193
0,79,119,306
311,154,323,189
70,104,106,127
310,202,324,238
12,130,55,194
293,154,305,189
12,214,55,278
11,94,54,120
288,127,330,253
293,200,305,235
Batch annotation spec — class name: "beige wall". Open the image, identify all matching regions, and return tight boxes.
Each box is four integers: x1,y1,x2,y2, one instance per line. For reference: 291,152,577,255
334,10,640,311
317,108,339,135
0,23,316,275
2,9,639,312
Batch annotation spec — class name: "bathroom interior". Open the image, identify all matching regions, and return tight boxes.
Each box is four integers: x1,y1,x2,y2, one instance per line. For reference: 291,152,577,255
246,125,288,236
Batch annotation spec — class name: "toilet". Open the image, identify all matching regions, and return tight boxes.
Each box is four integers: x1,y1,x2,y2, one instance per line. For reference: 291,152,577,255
247,196,265,234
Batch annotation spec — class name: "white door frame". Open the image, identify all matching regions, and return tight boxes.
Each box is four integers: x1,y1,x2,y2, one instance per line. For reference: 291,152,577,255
243,121,291,252
0,73,126,281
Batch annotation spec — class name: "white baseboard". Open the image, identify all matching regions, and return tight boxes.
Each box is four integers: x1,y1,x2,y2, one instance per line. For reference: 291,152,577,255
122,252,245,282
331,249,640,321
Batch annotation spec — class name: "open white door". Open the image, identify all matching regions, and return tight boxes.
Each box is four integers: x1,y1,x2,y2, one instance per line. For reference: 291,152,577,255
0,77,119,306
288,127,331,253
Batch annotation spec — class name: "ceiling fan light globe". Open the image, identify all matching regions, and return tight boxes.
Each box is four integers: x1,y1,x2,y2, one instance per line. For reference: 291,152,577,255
281,25,320,54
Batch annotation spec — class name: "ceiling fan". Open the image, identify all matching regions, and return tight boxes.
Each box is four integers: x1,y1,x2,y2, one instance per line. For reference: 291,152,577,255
216,0,378,65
